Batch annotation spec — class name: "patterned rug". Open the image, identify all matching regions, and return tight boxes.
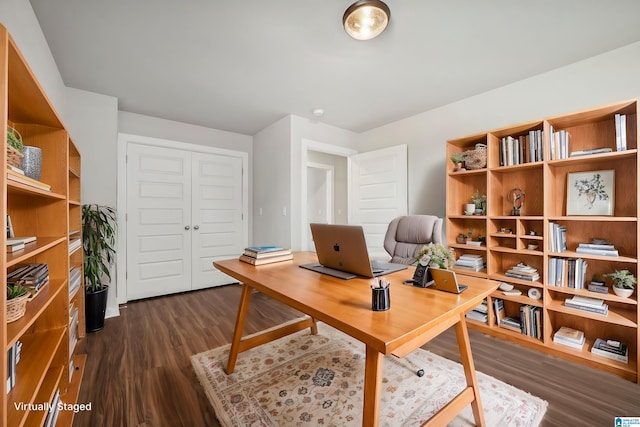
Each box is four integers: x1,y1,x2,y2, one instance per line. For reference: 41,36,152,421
191,320,547,426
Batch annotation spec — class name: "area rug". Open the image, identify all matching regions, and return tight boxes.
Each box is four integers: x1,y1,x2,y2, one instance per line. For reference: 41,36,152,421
191,320,547,426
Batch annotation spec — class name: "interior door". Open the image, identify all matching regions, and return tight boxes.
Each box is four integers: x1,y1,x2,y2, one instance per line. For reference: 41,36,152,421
191,152,244,290
349,144,408,260
126,143,192,300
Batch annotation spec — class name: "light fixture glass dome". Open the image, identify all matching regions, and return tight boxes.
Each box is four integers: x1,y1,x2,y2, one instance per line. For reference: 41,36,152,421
343,0,390,41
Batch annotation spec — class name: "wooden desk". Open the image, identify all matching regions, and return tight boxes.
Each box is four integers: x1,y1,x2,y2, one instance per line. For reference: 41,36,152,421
214,252,498,427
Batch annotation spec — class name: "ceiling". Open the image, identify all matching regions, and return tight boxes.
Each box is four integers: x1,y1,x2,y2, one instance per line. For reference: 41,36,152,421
29,0,640,136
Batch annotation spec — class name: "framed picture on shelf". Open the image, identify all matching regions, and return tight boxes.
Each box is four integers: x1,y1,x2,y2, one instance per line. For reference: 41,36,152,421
566,170,615,216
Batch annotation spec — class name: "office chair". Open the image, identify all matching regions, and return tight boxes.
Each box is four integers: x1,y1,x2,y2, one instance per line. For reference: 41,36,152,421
383,215,444,265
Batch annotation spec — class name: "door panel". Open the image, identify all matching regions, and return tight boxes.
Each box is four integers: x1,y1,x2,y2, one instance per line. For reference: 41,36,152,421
191,153,243,290
349,145,408,260
127,143,192,300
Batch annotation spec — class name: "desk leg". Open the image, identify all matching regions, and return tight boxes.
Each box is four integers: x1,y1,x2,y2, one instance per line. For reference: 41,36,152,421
455,314,485,427
362,346,383,427
225,283,253,374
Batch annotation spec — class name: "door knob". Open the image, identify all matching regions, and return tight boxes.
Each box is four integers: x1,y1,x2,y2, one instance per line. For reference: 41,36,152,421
185,225,190,230
194,225,200,230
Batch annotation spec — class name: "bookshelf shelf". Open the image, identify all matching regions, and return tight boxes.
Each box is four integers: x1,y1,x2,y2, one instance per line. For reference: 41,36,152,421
2,24,86,427
447,99,640,383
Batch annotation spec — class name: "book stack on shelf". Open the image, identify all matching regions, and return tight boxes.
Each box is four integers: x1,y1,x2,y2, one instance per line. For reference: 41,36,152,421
465,299,488,323
615,113,628,151
553,326,586,350
498,131,543,166
239,246,293,265
564,295,608,315
575,241,619,257
44,389,62,427
569,147,613,157
587,280,608,294
519,305,542,339
5,340,22,393
5,236,36,253
548,257,588,288
591,338,629,364
455,254,485,272
6,167,51,191
7,263,49,295
548,222,567,253
69,237,82,254
504,263,540,282
493,298,522,332
549,126,571,160
69,266,82,297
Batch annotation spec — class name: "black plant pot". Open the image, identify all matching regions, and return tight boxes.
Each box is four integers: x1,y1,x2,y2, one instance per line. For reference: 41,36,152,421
85,286,109,332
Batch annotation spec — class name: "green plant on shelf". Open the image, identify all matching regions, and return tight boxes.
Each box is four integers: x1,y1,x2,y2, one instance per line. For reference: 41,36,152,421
7,283,28,300
604,270,636,289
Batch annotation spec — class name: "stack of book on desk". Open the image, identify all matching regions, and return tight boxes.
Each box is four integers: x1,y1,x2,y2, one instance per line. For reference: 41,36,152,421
590,338,628,363
564,295,608,315
239,246,293,265
553,326,585,350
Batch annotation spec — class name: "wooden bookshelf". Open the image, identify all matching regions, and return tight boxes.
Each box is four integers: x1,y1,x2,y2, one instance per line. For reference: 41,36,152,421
446,99,639,383
2,24,86,426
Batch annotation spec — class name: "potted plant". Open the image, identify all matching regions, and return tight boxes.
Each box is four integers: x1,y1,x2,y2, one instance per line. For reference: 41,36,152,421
6,126,23,168
450,153,465,171
604,269,636,298
416,243,456,269
82,204,117,332
6,283,29,323
470,190,486,215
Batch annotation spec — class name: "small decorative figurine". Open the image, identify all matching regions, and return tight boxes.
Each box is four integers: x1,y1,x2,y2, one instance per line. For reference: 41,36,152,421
507,188,525,216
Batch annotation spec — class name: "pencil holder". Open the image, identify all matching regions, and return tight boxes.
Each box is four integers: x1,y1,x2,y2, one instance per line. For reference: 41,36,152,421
372,287,390,311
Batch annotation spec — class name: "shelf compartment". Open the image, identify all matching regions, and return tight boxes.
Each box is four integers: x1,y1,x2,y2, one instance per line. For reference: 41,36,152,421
546,285,638,306
6,278,66,348
24,366,64,427
489,166,544,217
547,155,637,217
6,327,66,427
546,297,637,328
56,354,87,427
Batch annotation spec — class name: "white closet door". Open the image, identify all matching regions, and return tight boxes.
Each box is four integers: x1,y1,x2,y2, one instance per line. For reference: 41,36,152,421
126,143,192,300
191,152,244,290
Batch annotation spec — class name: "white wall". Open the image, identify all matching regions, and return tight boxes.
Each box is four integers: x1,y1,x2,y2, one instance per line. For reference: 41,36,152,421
253,115,292,247
358,41,640,219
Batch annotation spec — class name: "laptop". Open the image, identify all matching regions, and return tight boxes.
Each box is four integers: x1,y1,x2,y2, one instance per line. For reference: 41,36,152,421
429,267,468,293
301,223,407,279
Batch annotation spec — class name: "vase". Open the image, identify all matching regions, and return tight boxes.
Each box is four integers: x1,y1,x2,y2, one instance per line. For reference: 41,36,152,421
19,146,42,180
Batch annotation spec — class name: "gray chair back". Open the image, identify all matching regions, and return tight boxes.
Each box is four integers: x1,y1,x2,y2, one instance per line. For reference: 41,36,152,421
383,215,444,264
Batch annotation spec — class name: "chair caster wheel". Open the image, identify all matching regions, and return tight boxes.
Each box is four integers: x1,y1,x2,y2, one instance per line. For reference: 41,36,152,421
416,369,424,377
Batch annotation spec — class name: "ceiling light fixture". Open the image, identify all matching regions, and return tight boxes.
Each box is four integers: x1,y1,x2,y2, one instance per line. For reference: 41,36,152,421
343,0,390,41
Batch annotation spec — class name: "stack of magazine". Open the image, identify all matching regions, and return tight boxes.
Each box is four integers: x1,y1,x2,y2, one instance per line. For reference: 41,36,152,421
590,338,628,363
553,326,585,350
564,295,608,315
504,263,540,281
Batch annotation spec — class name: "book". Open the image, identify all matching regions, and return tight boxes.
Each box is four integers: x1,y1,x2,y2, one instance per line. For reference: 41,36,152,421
569,147,613,157
239,253,293,265
6,241,24,252
554,326,584,343
243,246,291,258
6,168,51,191
493,298,505,325
575,247,618,257
6,236,37,245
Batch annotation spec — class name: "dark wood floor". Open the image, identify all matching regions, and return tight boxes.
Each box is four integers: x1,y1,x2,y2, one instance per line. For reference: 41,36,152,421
74,284,640,427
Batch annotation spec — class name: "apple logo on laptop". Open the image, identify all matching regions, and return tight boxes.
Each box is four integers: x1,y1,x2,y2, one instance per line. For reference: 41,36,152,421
333,243,340,252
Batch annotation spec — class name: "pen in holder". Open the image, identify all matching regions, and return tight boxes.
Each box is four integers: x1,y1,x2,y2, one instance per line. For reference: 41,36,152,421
371,278,390,311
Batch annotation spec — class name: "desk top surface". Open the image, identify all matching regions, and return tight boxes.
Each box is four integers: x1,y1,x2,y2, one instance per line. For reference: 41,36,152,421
214,252,498,355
